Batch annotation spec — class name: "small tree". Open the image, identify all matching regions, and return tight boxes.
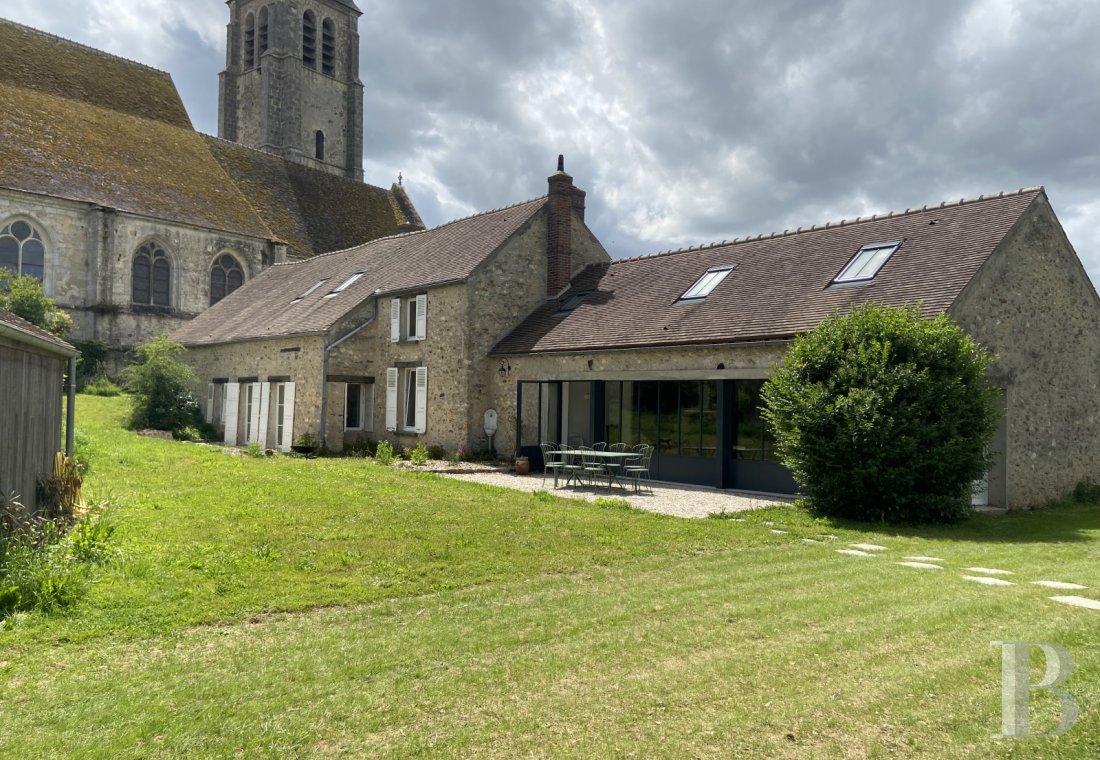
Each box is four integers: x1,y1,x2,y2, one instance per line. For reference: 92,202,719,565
122,335,202,433
0,271,73,338
762,303,1001,524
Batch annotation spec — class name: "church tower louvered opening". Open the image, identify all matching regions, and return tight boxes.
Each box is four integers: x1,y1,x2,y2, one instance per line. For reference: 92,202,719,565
218,0,364,181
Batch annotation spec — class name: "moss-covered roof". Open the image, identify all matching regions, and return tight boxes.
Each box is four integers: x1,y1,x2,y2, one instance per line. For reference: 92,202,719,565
204,136,424,260
0,81,275,239
0,19,191,128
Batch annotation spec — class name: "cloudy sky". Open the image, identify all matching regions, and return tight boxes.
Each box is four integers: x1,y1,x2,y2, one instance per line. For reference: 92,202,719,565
6,0,1100,283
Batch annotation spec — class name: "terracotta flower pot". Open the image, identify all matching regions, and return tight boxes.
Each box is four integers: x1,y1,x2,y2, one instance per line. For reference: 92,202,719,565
514,456,530,475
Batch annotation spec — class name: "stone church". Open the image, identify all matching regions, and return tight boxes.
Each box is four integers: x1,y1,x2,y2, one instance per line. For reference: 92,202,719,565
0,1,422,357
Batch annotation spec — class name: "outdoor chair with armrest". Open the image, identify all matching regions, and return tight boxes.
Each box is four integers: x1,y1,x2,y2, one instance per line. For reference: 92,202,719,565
540,442,565,487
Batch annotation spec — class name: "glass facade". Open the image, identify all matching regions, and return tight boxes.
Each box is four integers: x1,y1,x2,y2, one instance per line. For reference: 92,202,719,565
734,380,779,461
603,380,720,458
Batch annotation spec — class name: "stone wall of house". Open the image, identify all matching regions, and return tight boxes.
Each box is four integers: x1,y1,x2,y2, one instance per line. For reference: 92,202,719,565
465,208,611,452
488,342,788,456
326,283,474,453
1,188,277,357
182,334,325,446
950,194,1100,507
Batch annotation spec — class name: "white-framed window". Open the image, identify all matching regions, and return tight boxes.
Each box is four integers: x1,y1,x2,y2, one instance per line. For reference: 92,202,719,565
833,242,901,284
385,366,426,434
678,265,734,302
390,294,427,342
345,382,374,432
269,381,295,452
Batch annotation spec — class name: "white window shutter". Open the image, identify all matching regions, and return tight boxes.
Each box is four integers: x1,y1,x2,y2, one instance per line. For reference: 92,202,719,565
280,382,296,452
390,298,401,342
223,383,240,444
415,293,427,341
257,382,271,447
385,368,399,432
248,382,263,444
206,384,215,423
414,366,427,434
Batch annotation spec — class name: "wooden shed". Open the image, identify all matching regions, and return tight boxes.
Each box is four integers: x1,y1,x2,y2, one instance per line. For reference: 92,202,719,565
0,308,77,512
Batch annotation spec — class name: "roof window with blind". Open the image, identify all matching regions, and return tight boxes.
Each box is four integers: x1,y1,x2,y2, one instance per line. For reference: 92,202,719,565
291,279,328,303
556,291,592,315
326,272,364,297
677,265,734,302
833,242,901,284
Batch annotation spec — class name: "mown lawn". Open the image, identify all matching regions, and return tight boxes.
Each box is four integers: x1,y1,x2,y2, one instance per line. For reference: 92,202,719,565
1,396,1098,758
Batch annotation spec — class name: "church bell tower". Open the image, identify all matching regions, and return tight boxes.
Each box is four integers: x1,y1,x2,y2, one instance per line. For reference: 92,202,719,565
218,0,365,181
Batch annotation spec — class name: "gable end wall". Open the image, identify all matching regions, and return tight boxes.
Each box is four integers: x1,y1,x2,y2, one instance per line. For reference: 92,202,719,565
950,194,1100,507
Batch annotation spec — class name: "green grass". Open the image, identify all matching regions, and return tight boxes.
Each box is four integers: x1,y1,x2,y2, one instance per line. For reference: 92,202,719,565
1,396,1098,758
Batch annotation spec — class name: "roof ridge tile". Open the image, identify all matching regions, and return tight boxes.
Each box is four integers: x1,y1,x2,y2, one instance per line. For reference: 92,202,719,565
607,186,1042,268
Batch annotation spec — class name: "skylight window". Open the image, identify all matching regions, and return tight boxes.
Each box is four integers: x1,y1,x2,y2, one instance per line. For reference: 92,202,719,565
326,272,365,297
833,242,901,284
292,279,328,303
678,265,734,301
557,291,591,315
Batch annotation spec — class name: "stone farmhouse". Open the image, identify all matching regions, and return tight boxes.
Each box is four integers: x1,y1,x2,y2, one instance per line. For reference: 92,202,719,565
175,165,606,454
0,3,421,358
178,172,1100,508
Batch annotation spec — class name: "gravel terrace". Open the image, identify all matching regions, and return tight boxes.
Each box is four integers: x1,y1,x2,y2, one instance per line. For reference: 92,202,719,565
426,464,790,519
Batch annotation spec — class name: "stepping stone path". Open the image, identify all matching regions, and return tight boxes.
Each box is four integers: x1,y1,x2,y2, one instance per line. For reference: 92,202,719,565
1049,596,1100,611
897,562,943,570
801,538,823,544
836,549,875,557
1032,580,1088,590
904,556,944,563
849,543,888,552
770,529,789,534
962,575,1016,587
963,567,1014,576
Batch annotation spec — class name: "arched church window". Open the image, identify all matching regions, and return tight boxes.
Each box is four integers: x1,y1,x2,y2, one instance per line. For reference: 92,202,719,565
132,242,170,307
258,7,270,57
244,13,256,68
321,19,335,75
210,253,245,305
302,11,317,69
0,220,46,281
315,130,325,160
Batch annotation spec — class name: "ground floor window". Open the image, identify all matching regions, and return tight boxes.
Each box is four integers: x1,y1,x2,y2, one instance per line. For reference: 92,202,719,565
345,382,373,432
385,367,427,434
603,380,719,458
734,380,780,461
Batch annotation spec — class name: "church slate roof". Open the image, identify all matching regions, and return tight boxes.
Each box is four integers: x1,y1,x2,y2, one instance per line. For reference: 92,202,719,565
0,19,275,241
174,197,548,346
492,188,1044,355
204,137,424,261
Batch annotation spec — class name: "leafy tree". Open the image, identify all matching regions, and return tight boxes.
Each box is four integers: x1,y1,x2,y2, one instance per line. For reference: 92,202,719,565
0,271,73,338
762,303,1001,524
122,335,202,433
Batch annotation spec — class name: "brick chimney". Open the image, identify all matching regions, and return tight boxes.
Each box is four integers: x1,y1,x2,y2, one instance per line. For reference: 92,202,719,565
547,154,584,297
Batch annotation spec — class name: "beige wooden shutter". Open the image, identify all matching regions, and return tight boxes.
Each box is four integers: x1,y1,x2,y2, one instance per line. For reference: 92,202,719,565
390,298,401,342
280,382,296,452
248,382,263,444
257,382,271,447
223,382,240,444
385,368,399,432
415,293,427,341
414,366,427,434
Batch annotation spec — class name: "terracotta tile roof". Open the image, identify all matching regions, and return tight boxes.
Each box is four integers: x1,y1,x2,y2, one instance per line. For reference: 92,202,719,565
0,21,274,240
203,136,423,260
174,197,548,346
492,188,1043,355
0,307,77,356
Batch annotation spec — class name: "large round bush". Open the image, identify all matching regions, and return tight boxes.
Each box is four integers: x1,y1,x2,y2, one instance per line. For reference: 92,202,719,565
122,335,203,433
762,304,1001,524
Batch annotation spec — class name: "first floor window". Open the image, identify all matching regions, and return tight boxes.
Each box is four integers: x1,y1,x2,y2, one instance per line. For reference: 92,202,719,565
0,220,45,280
132,242,170,306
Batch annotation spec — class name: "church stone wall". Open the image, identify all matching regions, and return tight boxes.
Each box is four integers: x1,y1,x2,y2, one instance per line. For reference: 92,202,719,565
1,188,275,355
